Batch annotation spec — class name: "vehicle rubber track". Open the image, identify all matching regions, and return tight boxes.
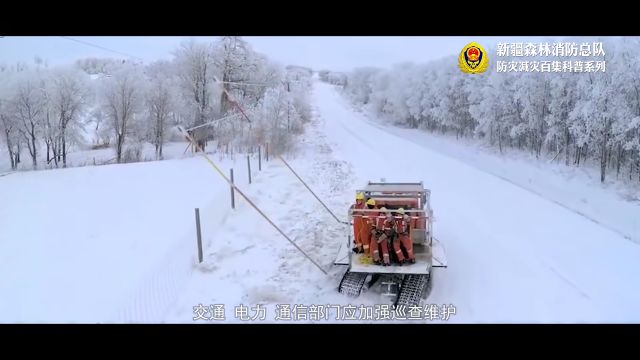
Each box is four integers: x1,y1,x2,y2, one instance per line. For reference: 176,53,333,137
395,274,430,307
338,271,368,297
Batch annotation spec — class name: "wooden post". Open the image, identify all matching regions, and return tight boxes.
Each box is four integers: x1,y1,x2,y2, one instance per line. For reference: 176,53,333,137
230,169,235,209
258,146,262,171
247,155,252,184
195,208,203,263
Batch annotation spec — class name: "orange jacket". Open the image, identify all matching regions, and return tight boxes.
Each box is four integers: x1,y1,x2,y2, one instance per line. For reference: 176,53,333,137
394,215,411,235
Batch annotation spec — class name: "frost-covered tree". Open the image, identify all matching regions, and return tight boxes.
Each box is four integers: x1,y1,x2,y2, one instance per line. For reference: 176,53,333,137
146,60,177,160
343,67,380,105
102,63,143,163
1,38,313,171
0,94,20,170
170,37,310,157
11,69,46,168
174,40,215,151
49,67,89,167
469,71,517,153
75,58,123,76
213,36,256,117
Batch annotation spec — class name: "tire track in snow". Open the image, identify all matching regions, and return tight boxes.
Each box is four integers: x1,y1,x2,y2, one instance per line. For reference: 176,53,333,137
542,262,591,300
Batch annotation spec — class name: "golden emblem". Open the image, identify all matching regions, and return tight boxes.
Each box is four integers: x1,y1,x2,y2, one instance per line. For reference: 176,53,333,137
459,42,489,74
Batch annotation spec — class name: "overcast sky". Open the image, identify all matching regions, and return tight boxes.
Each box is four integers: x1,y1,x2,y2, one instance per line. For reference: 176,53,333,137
1,36,577,71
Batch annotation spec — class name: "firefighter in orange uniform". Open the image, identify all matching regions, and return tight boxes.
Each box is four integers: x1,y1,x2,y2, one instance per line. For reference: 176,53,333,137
371,207,392,266
351,192,367,254
360,198,377,255
393,208,415,264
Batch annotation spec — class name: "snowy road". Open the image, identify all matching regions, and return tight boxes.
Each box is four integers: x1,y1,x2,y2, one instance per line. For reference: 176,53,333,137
167,80,640,323
311,81,640,322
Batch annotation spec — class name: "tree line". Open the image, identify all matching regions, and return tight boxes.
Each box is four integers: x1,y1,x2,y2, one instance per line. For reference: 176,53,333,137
0,36,312,170
341,37,640,183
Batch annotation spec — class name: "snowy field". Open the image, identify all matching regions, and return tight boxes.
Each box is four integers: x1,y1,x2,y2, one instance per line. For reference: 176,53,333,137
0,144,256,323
2,80,640,323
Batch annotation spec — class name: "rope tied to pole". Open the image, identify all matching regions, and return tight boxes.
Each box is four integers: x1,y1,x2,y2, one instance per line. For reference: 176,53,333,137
177,126,328,276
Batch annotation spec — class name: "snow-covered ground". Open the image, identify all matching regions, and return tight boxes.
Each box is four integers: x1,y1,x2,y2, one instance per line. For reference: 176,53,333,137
164,106,380,323
357,115,640,245
3,79,640,323
167,81,640,323
0,144,257,323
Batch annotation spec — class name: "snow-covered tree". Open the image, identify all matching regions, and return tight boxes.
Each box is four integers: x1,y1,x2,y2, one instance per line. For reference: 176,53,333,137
213,36,257,118
0,38,313,171
102,63,144,163
145,60,178,160
48,67,89,167
11,69,46,168
343,67,380,105
344,37,640,184
174,40,216,151
0,96,20,170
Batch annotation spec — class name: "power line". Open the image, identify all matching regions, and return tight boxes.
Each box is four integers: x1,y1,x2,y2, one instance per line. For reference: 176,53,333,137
59,36,144,62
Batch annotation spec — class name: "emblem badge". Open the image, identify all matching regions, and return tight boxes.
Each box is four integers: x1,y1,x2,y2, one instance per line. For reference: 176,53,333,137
459,42,489,74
